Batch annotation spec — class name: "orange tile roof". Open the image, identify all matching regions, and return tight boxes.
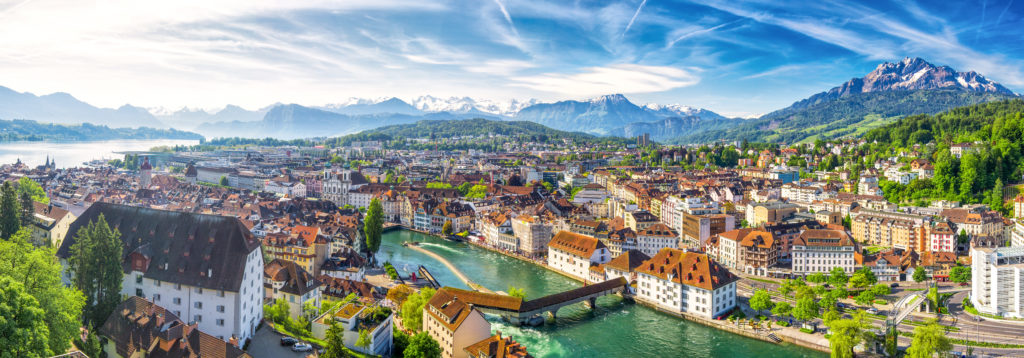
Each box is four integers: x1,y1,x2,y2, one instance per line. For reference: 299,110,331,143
635,248,737,291
547,231,605,258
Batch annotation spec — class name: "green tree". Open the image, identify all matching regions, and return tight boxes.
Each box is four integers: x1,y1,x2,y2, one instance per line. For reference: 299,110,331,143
905,320,952,358
322,323,353,358
507,286,527,299
0,276,51,357
849,267,877,288
393,328,410,358
405,332,441,358
16,177,48,205
749,289,774,316
364,198,384,257
869,283,891,296
68,214,125,325
0,181,21,238
828,267,849,287
806,272,827,284
912,266,928,283
356,328,372,353
0,229,85,354
827,313,870,358
401,287,436,331
792,297,819,325
855,291,876,307
219,176,229,186
18,191,34,229
950,266,971,283
441,220,453,236
81,326,103,358
263,298,290,323
771,301,792,317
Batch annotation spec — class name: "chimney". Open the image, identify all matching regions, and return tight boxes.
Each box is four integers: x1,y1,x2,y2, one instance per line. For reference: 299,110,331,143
155,313,165,327
229,335,239,347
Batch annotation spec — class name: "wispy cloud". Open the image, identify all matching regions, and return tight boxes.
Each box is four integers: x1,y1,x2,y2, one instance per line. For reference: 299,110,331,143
621,0,647,36
665,19,742,49
512,64,700,96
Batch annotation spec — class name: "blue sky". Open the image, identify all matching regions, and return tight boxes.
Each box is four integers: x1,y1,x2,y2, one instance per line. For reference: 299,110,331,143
0,0,1020,117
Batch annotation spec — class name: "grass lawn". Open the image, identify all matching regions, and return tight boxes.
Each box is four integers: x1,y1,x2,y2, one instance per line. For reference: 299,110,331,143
862,246,885,255
747,277,780,285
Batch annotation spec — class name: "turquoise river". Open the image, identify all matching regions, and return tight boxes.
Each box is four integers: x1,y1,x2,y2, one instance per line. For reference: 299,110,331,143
378,230,827,358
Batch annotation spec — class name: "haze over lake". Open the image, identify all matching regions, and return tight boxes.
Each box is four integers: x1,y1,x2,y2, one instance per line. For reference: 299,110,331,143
0,139,199,169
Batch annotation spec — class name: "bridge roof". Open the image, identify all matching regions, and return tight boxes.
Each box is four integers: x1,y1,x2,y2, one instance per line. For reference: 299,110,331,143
520,277,628,312
435,287,524,312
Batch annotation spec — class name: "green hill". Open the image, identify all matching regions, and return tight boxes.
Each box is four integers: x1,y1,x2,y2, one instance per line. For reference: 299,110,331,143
0,119,204,141
327,118,633,148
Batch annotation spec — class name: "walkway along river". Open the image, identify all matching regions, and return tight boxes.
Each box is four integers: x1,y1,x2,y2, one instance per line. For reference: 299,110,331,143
378,229,827,358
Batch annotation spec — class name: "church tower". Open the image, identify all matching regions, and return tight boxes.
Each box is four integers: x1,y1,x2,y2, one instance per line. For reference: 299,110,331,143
140,156,152,188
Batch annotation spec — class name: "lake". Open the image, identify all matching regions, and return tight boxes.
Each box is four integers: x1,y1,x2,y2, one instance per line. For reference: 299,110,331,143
0,139,199,168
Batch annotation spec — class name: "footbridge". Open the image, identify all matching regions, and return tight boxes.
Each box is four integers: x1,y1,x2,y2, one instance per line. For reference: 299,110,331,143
437,277,629,326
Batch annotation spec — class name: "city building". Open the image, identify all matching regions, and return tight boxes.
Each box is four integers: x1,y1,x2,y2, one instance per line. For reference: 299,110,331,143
971,247,1024,318
264,259,321,319
512,215,553,257
29,201,76,247
791,229,857,276
635,223,679,258
681,213,734,248
99,297,251,358
635,248,739,319
311,301,394,355
57,203,264,345
547,231,611,281
424,288,493,358
464,333,532,358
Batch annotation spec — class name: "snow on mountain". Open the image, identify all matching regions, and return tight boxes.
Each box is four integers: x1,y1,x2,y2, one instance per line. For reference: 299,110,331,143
409,95,538,116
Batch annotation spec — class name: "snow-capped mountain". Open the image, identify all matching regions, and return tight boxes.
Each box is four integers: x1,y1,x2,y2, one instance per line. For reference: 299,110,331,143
409,96,539,116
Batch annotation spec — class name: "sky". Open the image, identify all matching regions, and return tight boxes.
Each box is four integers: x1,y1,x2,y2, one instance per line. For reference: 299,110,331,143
0,0,1021,117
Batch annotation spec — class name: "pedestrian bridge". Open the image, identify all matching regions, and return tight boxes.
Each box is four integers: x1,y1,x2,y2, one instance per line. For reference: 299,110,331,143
437,277,629,326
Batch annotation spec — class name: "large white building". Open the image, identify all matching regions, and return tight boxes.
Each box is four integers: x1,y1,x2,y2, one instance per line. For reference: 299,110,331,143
57,203,264,346
547,231,611,281
322,169,368,207
635,223,679,258
634,248,739,319
791,229,857,276
971,247,1024,318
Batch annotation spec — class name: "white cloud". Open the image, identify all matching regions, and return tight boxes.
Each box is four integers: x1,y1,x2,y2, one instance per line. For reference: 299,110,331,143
512,64,700,96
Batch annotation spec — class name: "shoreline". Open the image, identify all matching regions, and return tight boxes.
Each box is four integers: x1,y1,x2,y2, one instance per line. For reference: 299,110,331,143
395,227,832,354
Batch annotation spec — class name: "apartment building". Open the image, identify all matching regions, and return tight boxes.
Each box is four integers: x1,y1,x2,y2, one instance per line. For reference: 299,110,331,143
851,209,929,251
512,214,553,257
547,231,612,281
635,223,679,258
424,288,493,358
681,213,735,248
791,229,857,276
971,247,1024,318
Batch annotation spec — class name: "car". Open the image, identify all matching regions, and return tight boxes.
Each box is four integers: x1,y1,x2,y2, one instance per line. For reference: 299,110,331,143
960,282,968,287
292,343,313,352
280,337,298,346
890,283,899,288
866,308,879,315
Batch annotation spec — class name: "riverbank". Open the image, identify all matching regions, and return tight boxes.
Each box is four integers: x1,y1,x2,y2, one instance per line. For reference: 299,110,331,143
405,243,493,293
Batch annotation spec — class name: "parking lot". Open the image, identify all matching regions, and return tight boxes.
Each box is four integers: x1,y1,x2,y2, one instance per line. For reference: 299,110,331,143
247,325,316,358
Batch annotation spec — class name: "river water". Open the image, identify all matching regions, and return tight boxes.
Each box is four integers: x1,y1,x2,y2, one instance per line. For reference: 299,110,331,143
0,139,199,168
378,230,826,358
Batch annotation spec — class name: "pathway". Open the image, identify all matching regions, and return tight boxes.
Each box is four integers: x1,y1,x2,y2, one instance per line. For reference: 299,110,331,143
406,243,494,293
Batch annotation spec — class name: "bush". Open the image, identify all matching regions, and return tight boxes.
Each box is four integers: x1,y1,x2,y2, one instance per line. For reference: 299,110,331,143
799,327,814,334
776,320,790,327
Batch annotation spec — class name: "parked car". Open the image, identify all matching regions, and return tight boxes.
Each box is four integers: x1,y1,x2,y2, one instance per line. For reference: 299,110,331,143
866,308,879,315
960,282,969,287
890,283,899,288
292,343,313,352
280,337,298,346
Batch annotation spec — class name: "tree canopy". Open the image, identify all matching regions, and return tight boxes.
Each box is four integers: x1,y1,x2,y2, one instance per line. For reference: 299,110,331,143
68,214,124,325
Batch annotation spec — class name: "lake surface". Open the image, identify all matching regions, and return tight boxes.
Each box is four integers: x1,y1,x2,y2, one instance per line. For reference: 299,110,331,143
379,230,827,358
0,139,199,168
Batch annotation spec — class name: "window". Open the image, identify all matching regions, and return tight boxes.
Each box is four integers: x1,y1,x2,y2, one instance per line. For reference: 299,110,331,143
194,315,202,322
217,319,225,326
135,288,143,297
136,275,143,284
175,283,182,291
194,302,203,309
173,297,181,305
218,290,225,297
217,305,225,313
154,294,161,301
154,280,161,287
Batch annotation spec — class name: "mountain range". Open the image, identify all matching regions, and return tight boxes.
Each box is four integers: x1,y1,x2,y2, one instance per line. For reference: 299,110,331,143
0,57,1016,143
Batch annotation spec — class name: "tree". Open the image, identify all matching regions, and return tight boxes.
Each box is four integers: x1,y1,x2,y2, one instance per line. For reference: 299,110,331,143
849,267,877,288
912,266,928,283
16,177,48,205
905,320,952,358
387,284,415,307
323,323,353,358
393,328,410,358
828,313,870,358
219,176,229,186
0,229,85,354
950,266,971,283
364,198,384,257
68,214,124,326
855,290,876,307
771,302,792,318
806,272,827,284
869,283,891,297
18,191,34,229
828,267,849,287
401,287,436,331
356,328,372,353
405,332,441,358
0,276,51,357
792,297,819,325
507,286,527,299
441,220,453,236
81,326,103,358
0,181,21,238
749,289,774,316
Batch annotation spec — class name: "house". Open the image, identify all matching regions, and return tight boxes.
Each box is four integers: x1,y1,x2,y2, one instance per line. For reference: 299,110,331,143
312,302,394,355
464,333,532,358
57,203,264,345
29,201,76,247
547,231,612,282
262,225,331,276
99,297,251,358
929,222,956,253
635,223,679,258
603,249,651,289
264,259,322,319
424,288,493,358
738,230,778,277
634,248,739,319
